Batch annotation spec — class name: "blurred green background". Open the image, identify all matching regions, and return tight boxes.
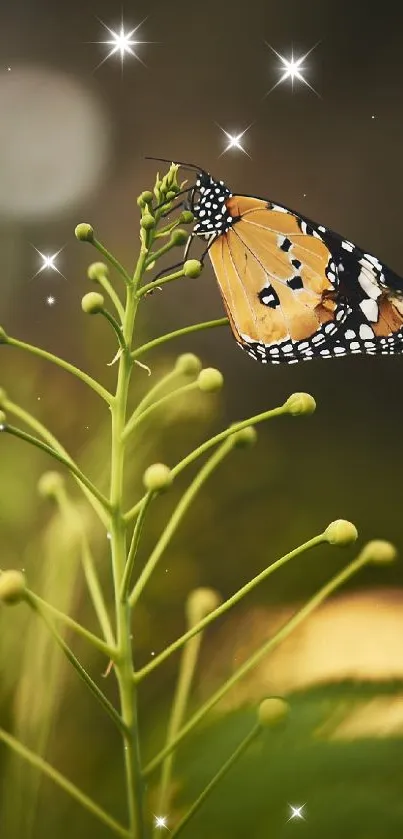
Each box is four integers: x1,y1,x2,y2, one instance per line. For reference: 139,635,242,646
1,0,403,836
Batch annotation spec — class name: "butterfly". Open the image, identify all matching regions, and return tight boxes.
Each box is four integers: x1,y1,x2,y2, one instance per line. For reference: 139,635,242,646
150,159,403,365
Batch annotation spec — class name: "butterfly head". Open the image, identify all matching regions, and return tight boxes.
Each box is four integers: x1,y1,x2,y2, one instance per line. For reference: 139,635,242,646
191,172,233,240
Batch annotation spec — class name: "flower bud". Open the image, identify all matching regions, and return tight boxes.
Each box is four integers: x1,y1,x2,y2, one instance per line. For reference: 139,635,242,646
197,368,224,392
178,210,194,224
0,410,7,428
325,519,358,547
87,262,108,282
171,229,188,246
359,539,397,565
75,223,94,242
284,392,316,416
137,190,154,207
0,570,26,604
141,213,156,230
81,292,105,314
143,463,172,492
166,189,177,200
38,471,65,499
232,426,257,448
258,697,289,728
0,327,8,344
175,353,202,376
186,587,222,625
0,388,7,407
183,259,203,278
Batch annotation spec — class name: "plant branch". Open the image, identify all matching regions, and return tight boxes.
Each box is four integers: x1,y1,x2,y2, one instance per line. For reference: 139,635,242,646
129,437,235,608
123,381,198,441
120,492,154,603
143,550,369,777
131,318,229,360
170,723,261,837
0,728,130,838
136,269,185,298
92,236,133,287
135,533,324,681
5,335,112,404
25,589,115,659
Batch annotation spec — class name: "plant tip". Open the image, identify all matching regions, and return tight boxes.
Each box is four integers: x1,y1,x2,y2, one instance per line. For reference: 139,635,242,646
81,292,105,314
178,210,195,225
170,229,188,246
359,539,397,565
75,223,94,242
197,367,224,393
284,392,316,416
232,425,258,448
0,570,26,605
325,519,358,547
258,697,289,727
87,262,109,282
183,259,203,278
143,463,172,492
38,471,65,499
186,587,222,625
175,353,202,376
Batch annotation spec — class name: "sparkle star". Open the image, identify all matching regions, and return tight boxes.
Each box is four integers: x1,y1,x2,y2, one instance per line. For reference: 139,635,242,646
46,296,56,307
94,17,149,69
31,246,65,280
154,815,169,830
217,124,252,157
265,43,319,96
287,804,306,822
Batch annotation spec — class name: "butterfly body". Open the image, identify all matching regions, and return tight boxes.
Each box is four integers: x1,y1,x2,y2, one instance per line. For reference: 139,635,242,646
190,171,403,364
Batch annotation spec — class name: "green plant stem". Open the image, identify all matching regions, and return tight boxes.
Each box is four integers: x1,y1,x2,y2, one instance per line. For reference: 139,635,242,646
129,438,235,608
2,424,110,515
120,492,154,602
110,244,151,837
95,274,125,322
144,239,180,268
129,367,188,422
3,397,110,527
155,613,206,829
143,550,369,778
25,589,115,658
170,723,261,838
131,318,229,360
5,335,112,404
26,593,126,734
137,269,185,298
135,534,324,682
123,381,198,441
0,728,130,838
101,309,128,351
125,403,287,522
52,482,115,646
92,236,133,287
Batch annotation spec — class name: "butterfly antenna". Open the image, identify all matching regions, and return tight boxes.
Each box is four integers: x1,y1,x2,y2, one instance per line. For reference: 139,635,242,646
145,156,207,176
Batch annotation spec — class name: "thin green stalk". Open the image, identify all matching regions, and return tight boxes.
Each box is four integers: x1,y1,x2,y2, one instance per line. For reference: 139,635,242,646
92,236,132,287
123,381,198,441
131,318,229,360
5,335,112,404
3,398,110,527
144,239,180,268
110,251,151,836
51,482,115,646
101,309,128,351
129,367,188,422
170,723,261,838
2,424,110,514
129,437,235,608
135,533,324,682
137,269,185,298
143,551,369,778
120,492,154,602
125,403,287,522
95,273,125,322
0,728,130,838
155,617,206,829
25,589,115,658
26,594,126,734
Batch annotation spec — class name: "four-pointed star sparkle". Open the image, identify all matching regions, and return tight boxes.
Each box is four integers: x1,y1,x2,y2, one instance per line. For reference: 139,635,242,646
154,815,169,830
217,124,252,157
265,43,319,96
46,296,56,306
94,17,149,68
287,804,306,821
31,247,65,280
